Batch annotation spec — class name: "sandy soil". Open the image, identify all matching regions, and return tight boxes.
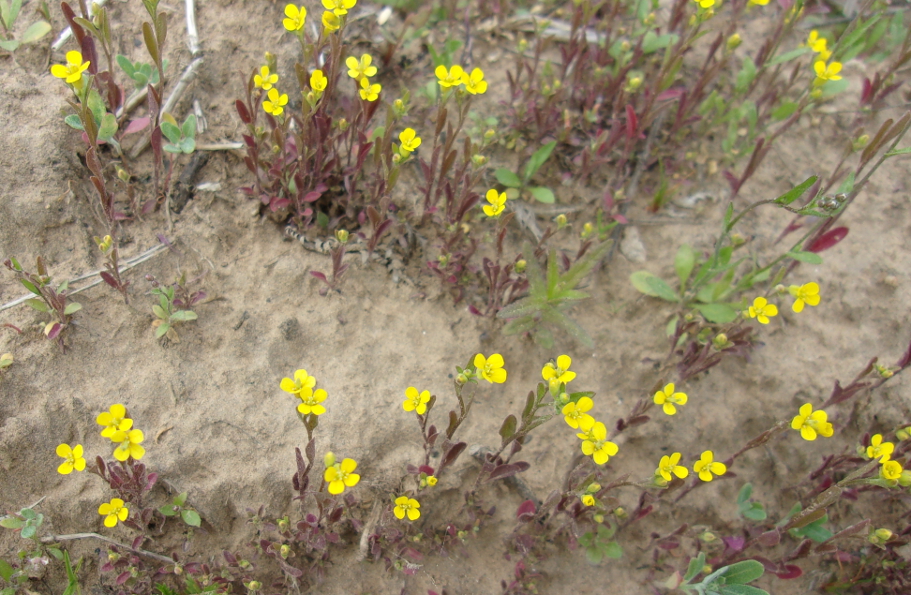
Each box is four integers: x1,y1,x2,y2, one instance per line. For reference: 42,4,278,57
1,1,910,594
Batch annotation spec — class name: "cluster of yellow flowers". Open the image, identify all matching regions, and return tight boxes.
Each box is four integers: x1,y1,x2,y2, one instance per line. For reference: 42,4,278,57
434,65,488,95
280,369,328,416
346,53,381,102
746,282,821,324
806,30,842,88
864,434,909,485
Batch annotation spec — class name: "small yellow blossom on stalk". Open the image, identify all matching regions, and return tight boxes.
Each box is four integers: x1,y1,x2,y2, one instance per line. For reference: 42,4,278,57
325,458,360,494
399,128,422,153
461,67,487,95
346,54,377,81
881,460,903,481
577,422,619,465
483,189,507,218
282,4,306,31
435,65,464,89
98,498,129,527
813,61,843,86
867,434,894,462
96,234,113,253
582,494,595,507
691,0,714,9
746,296,778,324
655,452,689,482
322,10,341,31
97,404,132,438
542,355,576,392
111,428,145,461
359,78,381,101
474,353,507,384
281,369,317,399
791,403,834,441
403,386,431,415
322,0,355,16
297,388,327,416
51,50,90,84
425,475,438,486
693,451,726,482
56,443,86,474
263,88,288,116
726,33,742,50
562,397,595,430
254,66,278,91
747,0,768,6
653,383,688,416
788,282,820,313
310,70,328,93
806,31,828,55
393,496,421,520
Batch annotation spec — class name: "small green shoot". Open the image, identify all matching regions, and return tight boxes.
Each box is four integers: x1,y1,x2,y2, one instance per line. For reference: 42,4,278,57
578,522,622,564
157,492,201,527
495,141,558,204
116,55,167,90
151,285,198,342
736,483,767,522
161,113,197,154
0,0,51,52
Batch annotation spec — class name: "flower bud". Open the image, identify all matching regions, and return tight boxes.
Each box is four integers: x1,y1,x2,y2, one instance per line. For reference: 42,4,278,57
108,552,121,563
484,128,496,140
896,426,911,441
173,564,183,575
116,166,130,183
727,33,742,50
426,475,438,486
515,259,527,274
337,118,349,131
874,364,894,379
614,507,627,520
620,41,631,52
393,98,406,117
625,76,642,92
555,214,567,228
700,531,717,543
335,229,349,243
581,222,594,239
853,134,869,152
517,39,528,52
593,514,604,523
392,152,402,164
324,452,336,467
472,154,488,167
712,333,731,351
280,544,291,559
587,482,601,493
874,528,893,541
456,373,468,385
245,580,262,592
702,565,713,575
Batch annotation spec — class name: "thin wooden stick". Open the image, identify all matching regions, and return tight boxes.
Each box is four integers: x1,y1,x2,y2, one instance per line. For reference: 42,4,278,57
41,532,176,565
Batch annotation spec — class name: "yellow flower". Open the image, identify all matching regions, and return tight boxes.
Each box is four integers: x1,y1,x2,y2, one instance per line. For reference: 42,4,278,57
581,494,595,507
393,496,421,520
483,189,507,218
813,61,842,86
806,31,827,53
403,387,431,415
96,404,132,438
461,67,487,95
263,88,288,116
56,443,86,475
748,0,769,5
474,353,507,384
111,428,145,461
791,403,834,441
542,355,576,392
426,475,438,486
358,78,381,101
656,452,689,482
577,422,619,465
325,458,360,494
562,397,595,430
435,64,464,89
50,50,90,84
788,282,820,313
98,498,129,528
298,388,327,416
881,460,903,481
309,70,328,94
282,4,306,31
254,66,279,91
346,54,378,81
321,0,356,16
746,296,778,324
281,369,316,399
867,434,894,462
322,10,341,31
692,0,714,8
694,451,726,482
399,128,422,153
653,383,688,416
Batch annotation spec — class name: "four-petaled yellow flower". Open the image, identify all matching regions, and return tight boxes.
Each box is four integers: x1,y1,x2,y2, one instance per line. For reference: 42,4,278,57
322,10,341,31
692,0,715,8
577,422,619,465
99,498,129,527
254,66,279,91
111,428,145,461
51,50,90,84
654,383,688,416
56,443,86,475
788,282,820,313
474,353,507,384
747,296,778,324
791,403,834,441
426,475,438,486
346,54,377,81
282,4,306,31
655,452,689,482
281,369,317,399
461,67,487,95
806,31,828,55
325,458,360,494
581,494,595,507
393,496,421,520
321,0,356,16
694,450,727,482
542,355,576,392
881,460,903,481
813,61,842,85
97,404,132,438
310,70,328,93
435,65,464,89
483,189,507,218
399,128,422,153
403,386,431,415
263,88,289,116
359,78,381,101
298,388,327,416
867,434,894,462
562,397,595,430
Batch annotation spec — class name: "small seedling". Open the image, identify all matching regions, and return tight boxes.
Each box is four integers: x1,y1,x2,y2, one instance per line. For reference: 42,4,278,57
736,483,767,522
674,553,769,595
4,257,81,351
579,522,622,564
148,276,200,342
116,55,167,90
495,141,558,204
157,492,201,528
160,113,197,155
0,0,51,52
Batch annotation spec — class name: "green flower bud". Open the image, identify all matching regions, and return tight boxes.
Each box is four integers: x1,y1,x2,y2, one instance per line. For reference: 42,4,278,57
336,229,349,243
727,33,742,50
515,259,527,274
324,452,336,467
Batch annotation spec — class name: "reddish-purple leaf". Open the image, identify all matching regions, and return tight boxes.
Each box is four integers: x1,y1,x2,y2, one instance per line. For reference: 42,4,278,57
46,322,62,339
807,227,848,253
758,530,780,546
303,191,322,202
516,500,536,521
100,271,118,288
488,462,530,481
723,536,745,551
774,564,803,579
116,571,131,585
625,104,637,141
124,117,150,135
236,100,252,124
310,271,328,282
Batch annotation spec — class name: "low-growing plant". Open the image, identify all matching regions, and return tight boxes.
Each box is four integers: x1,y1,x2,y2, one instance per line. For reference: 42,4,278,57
3,257,81,351
0,0,51,53
147,274,202,342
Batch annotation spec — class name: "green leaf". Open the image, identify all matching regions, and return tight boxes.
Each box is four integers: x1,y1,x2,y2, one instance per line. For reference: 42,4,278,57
155,322,171,338
722,202,734,230
631,271,661,297
684,552,706,581
158,504,178,516
9,0,20,26
64,114,85,130
64,302,82,315
722,560,764,585
642,31,678,54
499,414,517,440
0,558,14,581
820,78,849,99
174,492,188,506
743,504,767,521
735,57,756,94
767,46,811,66
603,541,623,559
21,20,51,43
774,176,817,206
160,121,181,144
524,141,556,181
675,244,695,287
19,278,41,295
0,516,25,529
694,303,738,323
163,144,182,154
0,39,19,51
169,310,197,322
495,168,521,187
180,509,201,527
497,297,540,320
837,171,855,195
737,483,753,505
86,90,105,127
116,54,136,76
646,276,679,302
787,251,823,264
771,102,799,121
98,113,118,141
20,525,36,539
885,146,911,157
152,305,168,320
180,137,196,154
25,298,49,312
584,546,603,565
181,114,197,138
528,186,555,203
715,585,769,595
